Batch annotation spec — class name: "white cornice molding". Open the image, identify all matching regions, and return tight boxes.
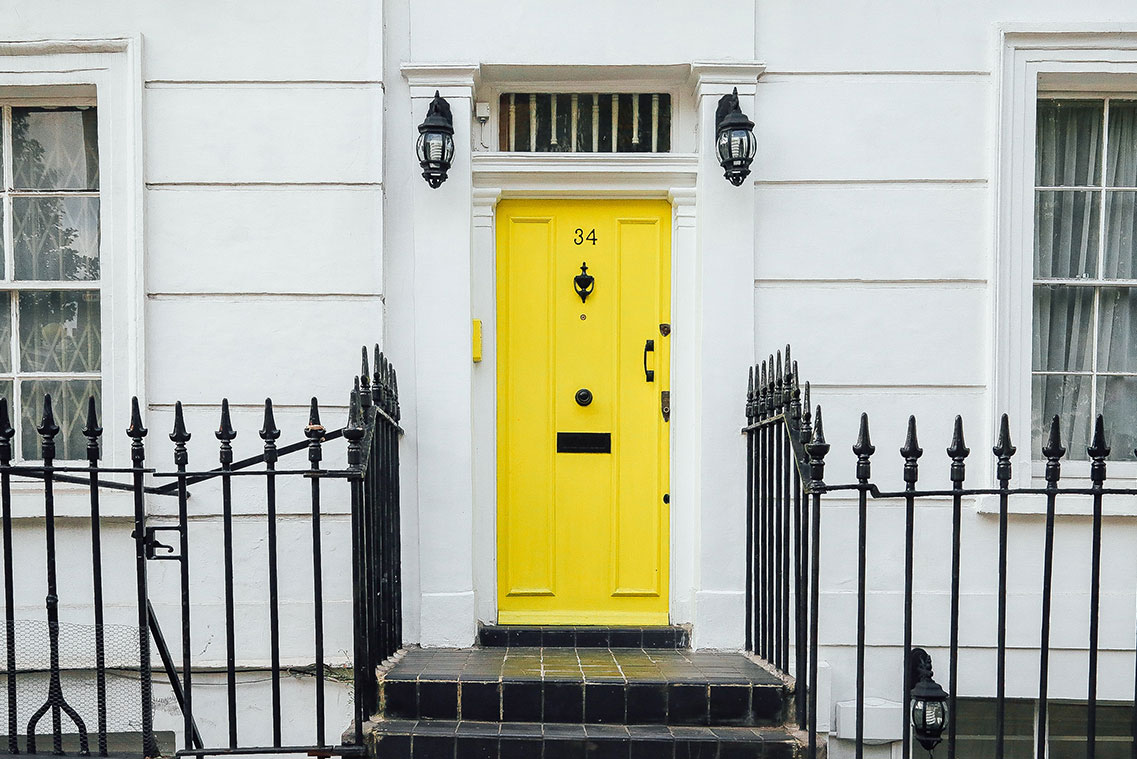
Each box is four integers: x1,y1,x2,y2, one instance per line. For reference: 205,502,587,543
401,63,479,98
472,153,698,194
689,61,765,98
0,37,132,56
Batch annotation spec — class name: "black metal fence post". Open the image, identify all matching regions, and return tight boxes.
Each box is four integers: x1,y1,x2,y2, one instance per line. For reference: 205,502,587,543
128,398,159,759
1037,416,1064,759
852,413,875,759
84,397,109,757
946,416,969,759
0,400,17,755
805,406,828,759
992,414,1014,759
900,415,922,759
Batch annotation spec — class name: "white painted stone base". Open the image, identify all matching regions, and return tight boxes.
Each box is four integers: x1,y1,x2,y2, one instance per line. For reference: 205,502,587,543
692,590,744,650
420,590,477,648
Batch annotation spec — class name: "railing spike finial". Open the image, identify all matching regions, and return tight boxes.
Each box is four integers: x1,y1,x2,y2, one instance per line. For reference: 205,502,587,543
992,413,1015,483
170,401,190,467
768,353,775,394
260,398,281,442
38,394,60,440
853,412,875,482
901,415,922,484
1041,415,1064,463
82,395,102,463
169,401,190,444
745,365,754,421
800,381,812,444
947,415,970,485
307,397,322,430
84,396,102,439
900,415,923,460
390,367,401,422
127,397,148,463
216,398,236,467
306,397,325,467
775,350,784,411
345,383,365,472
806,405,830,488
358,350,373,411
127,396,147,440
0,398,13,463
758,360,768,416
216,398,236,442
1088,414,1109,483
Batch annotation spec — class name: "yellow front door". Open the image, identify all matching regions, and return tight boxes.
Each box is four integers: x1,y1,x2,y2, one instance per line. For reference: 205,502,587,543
496,199,670,625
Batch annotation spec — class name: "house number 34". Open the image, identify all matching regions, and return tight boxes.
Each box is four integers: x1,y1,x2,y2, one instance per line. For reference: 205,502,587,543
574,228,597,245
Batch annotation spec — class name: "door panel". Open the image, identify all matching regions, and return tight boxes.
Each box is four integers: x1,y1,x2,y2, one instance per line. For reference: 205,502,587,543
497,199,670,625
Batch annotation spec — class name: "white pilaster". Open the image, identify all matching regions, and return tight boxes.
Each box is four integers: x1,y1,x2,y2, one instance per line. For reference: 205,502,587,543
404,64,480,646
471,187,501,625
689,62,762,649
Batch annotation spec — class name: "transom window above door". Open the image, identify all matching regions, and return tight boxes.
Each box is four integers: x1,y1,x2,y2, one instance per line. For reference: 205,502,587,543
0,104,101,460
499,93,672,153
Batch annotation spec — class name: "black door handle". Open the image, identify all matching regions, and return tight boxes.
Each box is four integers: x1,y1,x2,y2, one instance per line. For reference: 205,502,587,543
643,339,655,382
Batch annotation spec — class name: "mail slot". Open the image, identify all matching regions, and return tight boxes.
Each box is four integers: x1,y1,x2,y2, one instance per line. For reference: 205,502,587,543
557,432,612,454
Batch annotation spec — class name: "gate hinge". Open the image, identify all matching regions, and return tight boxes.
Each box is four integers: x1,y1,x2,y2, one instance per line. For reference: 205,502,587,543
661,391,670,423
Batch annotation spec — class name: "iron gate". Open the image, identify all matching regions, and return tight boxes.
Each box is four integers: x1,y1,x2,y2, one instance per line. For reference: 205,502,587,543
0,345,401,758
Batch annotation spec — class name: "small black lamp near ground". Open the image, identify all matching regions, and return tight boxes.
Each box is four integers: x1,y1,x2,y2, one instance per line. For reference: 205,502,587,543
909,648,949,755
715,87,756,186
417,90,455,188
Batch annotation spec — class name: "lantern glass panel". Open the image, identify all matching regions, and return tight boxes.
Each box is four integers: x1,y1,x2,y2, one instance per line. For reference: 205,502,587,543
417,132,453,164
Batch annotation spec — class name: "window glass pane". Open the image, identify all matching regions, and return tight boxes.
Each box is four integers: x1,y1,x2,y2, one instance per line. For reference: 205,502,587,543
19,378,99,460
1049,702,1135,759
13,197,100,281
0,293,11,374
1037,99,1104,187
12,107,99,190
18,290,100,373
1035,191,1100,278
1098,287,1137,371
1033,285,1095,371
1096,377,1137,460
1106,100,1137,188
1033,373,1093,459
954,698,1035,759
1103,191,1137,279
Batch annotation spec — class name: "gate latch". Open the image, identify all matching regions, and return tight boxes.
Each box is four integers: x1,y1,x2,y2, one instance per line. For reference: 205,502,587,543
661,391,670,423
141,525,181,560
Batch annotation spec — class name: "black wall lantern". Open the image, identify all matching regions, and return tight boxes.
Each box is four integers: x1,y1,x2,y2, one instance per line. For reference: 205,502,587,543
715,87,756,186
417,90,455,188
909,648,949,754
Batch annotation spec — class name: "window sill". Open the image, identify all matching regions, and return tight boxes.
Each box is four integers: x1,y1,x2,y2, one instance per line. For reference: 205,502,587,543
975,491,1137,517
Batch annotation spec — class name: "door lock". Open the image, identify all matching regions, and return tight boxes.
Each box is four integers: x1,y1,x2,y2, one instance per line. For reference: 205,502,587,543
661,391,670,422
575,388,593,406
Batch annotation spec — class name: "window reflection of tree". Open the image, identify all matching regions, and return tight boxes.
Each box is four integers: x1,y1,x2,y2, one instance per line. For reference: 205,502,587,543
9,108,101,459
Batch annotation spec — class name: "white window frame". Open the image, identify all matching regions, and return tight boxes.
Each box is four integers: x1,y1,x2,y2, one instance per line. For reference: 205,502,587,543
997,28,1137,492
0,39,143,514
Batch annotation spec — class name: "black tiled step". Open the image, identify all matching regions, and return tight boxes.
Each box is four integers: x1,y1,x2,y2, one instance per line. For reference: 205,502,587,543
365,719,800,759
380,648,787,727
478,625,690,649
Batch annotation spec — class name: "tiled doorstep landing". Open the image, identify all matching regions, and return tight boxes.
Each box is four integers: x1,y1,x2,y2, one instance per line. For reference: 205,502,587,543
364,720,801,759
378,647,787,727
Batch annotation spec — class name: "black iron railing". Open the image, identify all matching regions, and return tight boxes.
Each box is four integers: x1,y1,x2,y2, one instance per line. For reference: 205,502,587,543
745,344,1137,759
0,345,401,758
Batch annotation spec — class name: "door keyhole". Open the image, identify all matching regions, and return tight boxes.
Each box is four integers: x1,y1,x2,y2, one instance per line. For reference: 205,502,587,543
575,388,593,407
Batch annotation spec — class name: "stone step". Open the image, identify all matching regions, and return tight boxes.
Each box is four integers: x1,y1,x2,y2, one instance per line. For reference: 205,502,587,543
379,648,788,727
365,719,801,759
477,625,690,649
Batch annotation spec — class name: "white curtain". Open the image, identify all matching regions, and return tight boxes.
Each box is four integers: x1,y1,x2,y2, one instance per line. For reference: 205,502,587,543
1034,99,1137,459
